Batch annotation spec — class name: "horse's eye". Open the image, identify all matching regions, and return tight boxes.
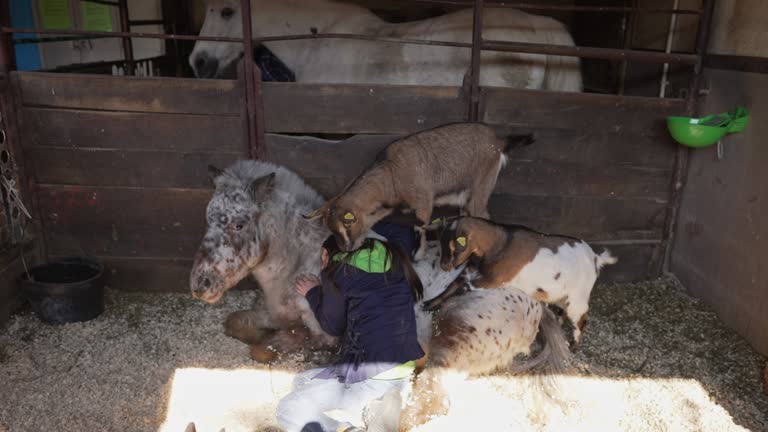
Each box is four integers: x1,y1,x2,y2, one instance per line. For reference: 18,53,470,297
234,224,244,231
221,7,234,19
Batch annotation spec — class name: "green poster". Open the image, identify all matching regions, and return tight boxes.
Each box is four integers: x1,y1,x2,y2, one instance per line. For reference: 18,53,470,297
82,3,113,32
39,0,72,30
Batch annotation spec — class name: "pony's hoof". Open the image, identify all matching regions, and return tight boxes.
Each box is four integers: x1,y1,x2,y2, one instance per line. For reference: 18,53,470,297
250,342,278,363
224,310,272,345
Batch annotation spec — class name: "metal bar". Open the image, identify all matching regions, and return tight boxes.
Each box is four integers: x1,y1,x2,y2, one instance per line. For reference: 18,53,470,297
482,39,698,64
660,0,717,276
467,0,483,121
617,6,637,95
410,0,702,14
240,0,263,159
82,0,119,6
118,0,134,76
659,0,680,98
14,35,111,44
0,27,702,65
129,19,167,26
704,54,768,74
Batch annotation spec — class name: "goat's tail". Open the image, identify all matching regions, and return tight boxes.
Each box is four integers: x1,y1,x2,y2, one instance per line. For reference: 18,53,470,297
511,306,571,398
500,133,535,168
595,249,618,271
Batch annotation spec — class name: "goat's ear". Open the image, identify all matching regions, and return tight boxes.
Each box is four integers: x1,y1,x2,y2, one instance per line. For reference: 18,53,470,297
247,172,275,201
208,165,225,186
303,200,331,220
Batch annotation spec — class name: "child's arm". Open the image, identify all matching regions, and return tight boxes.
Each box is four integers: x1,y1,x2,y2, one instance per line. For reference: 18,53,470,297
372,221,416,254
298,275,347,337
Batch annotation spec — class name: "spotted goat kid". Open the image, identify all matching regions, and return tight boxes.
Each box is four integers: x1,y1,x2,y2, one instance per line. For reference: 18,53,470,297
426,216,617,344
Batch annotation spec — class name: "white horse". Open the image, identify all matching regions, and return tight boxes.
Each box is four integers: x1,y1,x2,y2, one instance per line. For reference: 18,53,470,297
191,0,582,91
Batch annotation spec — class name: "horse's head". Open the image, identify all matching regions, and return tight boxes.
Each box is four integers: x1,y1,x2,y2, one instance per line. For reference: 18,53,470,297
190,164,275,303
190,0,245,78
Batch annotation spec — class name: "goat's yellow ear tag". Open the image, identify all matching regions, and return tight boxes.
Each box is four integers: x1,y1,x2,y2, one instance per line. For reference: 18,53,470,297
456,236,467,247
344,212,355,220
431,218,442,225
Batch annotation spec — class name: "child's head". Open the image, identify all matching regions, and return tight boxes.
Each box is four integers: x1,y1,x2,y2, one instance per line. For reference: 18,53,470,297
320,233,423,301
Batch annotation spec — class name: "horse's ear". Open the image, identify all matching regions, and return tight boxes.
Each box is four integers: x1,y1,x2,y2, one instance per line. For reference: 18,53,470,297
208,165,225,185
248,172,276,201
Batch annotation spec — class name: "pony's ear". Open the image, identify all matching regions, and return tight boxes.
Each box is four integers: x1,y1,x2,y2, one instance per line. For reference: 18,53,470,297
247,172,276,201
208,165,225,186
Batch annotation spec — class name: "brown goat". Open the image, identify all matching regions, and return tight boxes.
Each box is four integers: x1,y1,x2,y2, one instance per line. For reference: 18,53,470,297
304,122,533,251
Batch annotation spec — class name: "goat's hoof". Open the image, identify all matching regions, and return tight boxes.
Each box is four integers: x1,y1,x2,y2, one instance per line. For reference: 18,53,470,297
422,301,439,312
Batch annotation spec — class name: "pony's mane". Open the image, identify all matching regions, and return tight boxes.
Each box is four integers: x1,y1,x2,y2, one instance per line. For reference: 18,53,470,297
218,160,324,208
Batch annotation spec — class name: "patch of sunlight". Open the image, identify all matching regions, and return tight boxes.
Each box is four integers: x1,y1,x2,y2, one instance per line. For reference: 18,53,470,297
159,368,747,432
159,367,297,432
411,374,747,432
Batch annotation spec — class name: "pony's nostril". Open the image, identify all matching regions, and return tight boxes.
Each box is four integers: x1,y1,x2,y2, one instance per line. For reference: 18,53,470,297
203,277,212,288
194,56,206,69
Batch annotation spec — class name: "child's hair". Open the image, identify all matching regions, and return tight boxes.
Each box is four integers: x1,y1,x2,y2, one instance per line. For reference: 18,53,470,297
321,235,424,302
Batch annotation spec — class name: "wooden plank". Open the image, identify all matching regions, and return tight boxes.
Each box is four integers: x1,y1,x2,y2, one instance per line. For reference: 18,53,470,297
593,242,657,283
16,72,241,115
37,186,211,258
21,108,242,152
482,87,687,135
29,147,241,189
267,134,672,199
262,82,465,134
495,162,671,200
99,257,195,292
488,194,667,241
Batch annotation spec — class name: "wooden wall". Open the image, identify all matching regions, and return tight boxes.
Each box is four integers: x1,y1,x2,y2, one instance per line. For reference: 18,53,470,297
671,68,768,356
15,71,683,292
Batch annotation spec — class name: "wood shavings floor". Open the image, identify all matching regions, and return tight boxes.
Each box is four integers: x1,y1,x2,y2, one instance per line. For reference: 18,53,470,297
1,277,766,432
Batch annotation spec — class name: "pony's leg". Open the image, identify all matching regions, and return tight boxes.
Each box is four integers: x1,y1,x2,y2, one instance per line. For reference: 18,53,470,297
224,309,276,345
250,325,314,363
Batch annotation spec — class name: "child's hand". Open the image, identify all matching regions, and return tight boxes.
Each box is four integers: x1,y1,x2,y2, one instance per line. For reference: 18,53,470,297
295,274,320,297
321,248,330,269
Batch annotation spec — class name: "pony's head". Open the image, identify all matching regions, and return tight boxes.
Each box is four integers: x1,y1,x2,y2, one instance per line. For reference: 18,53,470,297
190,164,275,303
190,0,245,78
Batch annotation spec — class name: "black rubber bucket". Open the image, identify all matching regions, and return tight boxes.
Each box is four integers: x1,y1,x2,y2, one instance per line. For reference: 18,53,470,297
18,257,106,325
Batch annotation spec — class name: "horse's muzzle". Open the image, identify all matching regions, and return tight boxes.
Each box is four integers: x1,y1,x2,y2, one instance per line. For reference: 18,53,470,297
192,52,220,79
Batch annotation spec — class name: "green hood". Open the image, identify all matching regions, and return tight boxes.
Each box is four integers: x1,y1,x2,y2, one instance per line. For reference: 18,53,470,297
332,239,391,273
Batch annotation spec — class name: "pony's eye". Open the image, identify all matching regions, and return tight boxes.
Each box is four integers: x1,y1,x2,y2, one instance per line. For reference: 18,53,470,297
221,7,234,19
234,224,244,231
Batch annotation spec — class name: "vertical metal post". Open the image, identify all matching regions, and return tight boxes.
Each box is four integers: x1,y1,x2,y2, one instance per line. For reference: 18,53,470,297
240,0,264,159
617,5,636,95
660,0,716,275
659,0,680,98
118,0,134,76
0,0,15,79
467,0,484,122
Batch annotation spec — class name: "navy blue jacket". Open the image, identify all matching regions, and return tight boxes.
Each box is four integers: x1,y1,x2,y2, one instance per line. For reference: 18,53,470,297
305,222,425,383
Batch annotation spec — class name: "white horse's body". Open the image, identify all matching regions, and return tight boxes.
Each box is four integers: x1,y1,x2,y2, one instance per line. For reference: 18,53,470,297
192,0,582,91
